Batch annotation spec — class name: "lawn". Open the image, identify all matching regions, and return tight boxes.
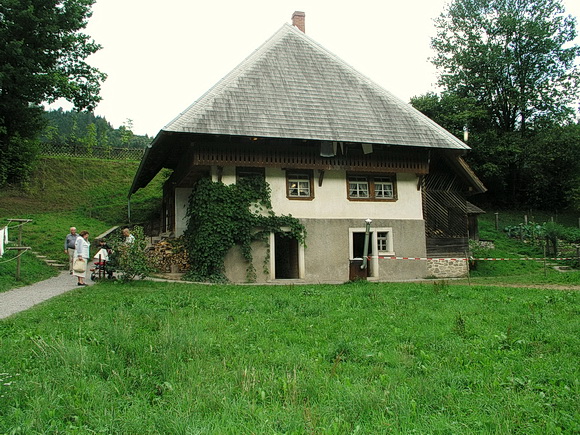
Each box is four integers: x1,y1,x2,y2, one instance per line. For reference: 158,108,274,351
0,211,112,293
1,280,578,433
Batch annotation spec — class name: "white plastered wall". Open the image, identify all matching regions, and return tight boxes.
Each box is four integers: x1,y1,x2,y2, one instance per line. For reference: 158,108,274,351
266,168,424,220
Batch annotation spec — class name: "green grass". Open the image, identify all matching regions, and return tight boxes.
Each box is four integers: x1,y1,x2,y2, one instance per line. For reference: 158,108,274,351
0,155,167,225
0,280,578,433
481,208,580,229
0,251,58,293
0,156,166,292
462,215,580,286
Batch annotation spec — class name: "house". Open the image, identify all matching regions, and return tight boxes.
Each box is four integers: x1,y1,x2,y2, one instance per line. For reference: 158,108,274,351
129,12,486,283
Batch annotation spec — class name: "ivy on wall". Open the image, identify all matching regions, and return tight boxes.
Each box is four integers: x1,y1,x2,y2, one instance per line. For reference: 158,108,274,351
183,176,306,282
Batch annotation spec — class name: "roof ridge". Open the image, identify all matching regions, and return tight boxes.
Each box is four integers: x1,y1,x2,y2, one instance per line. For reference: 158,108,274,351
161,21,469,150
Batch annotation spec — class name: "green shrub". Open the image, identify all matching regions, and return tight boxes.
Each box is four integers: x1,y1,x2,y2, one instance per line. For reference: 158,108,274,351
109,226,152,283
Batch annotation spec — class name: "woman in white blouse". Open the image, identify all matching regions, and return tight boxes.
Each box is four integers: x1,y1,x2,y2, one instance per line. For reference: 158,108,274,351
73,230,90,286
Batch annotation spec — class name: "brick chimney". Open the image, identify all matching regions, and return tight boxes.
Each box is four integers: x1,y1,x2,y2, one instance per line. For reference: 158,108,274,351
292,11,305,33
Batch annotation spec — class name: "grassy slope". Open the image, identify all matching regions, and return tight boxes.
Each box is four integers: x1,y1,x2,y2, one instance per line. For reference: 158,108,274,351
461,212,580,286
0,156,166,292
0,281,578,433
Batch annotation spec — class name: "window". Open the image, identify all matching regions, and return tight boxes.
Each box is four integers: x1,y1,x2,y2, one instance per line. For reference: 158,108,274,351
349,227,394,279
348,176,369,198
376,231,390,253
236,167,265,182
286,171,314,200
374,177,394,199
347,173,396,201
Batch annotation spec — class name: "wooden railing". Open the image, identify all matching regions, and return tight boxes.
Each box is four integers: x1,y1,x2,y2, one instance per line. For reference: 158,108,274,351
193,143,429,174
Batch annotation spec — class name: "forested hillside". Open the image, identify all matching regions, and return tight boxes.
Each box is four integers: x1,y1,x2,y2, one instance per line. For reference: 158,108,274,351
40,109,152,150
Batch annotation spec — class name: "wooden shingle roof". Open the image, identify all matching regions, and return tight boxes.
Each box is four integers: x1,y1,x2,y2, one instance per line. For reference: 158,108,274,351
130,23,477,196
163,23,469,149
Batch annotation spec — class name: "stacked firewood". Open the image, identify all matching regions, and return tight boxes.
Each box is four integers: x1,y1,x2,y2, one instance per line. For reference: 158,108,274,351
146,239,190,273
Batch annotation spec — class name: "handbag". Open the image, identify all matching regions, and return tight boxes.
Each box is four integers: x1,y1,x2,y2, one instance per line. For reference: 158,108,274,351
73,258,86,273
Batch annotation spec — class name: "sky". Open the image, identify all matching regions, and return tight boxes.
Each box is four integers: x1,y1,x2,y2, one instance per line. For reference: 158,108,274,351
50,0,580,137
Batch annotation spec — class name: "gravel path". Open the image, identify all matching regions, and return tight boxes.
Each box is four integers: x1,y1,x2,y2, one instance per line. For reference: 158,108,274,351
0,267,95,320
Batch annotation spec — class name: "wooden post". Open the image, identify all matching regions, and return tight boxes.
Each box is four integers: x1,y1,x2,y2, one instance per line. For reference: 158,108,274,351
495,212,499,231
6,247,31,280
544,243,547,278
6,219,33,281
465,251,471,286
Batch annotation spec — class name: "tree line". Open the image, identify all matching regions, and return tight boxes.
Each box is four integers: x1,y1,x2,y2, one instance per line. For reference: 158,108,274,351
411,0,580,211
41,109,152,150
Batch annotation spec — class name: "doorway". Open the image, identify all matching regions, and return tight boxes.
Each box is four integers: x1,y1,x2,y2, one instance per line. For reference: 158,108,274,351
351,231,371,277
274,233,300,279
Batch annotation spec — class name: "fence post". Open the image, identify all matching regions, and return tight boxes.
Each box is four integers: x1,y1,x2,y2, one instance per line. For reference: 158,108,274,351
544,243,547,278
465,251,471,286
6,219,33,280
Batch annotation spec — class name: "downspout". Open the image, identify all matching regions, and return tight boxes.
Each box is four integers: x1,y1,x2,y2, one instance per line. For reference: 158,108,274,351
361,218,372,270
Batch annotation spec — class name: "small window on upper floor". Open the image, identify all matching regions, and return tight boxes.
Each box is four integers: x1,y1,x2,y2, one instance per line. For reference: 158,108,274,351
347,173,397,201
236,167,265,182
286,170,314,200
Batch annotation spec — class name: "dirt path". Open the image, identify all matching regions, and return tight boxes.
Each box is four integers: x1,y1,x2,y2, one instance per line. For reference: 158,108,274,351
453,282,580,291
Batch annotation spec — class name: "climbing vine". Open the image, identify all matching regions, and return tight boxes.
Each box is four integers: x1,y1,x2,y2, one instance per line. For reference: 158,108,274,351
183,176,306,282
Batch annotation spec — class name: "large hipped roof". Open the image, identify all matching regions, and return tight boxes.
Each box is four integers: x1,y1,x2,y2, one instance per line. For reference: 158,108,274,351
162,23,469,150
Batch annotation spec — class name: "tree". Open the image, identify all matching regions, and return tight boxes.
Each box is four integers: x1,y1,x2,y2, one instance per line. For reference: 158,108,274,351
428,0,580,208
83,122,97,155
410,92,488,138
119,119,134,147
0,0,106,185
431,0,579,132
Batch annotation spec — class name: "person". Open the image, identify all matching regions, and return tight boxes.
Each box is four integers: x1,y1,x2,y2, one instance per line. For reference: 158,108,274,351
122,227,135,244
95,238,112,256
93,238,114,279
73,230,90,286
64,227,79,274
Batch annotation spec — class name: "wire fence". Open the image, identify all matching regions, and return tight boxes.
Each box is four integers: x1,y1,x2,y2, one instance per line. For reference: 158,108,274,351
39,143,145,160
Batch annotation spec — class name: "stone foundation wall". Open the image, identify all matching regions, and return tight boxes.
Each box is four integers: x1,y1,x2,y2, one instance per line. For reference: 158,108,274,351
427,258,468,278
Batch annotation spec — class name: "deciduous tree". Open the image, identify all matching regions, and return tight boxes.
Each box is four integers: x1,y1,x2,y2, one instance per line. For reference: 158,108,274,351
0,0,106,185
431,0,579,132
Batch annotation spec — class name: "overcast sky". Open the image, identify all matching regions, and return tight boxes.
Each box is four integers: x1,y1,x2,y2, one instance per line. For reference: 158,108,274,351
49,0,580,136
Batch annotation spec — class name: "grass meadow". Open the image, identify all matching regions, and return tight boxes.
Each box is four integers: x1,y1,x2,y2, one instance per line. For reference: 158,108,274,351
1,280,578,433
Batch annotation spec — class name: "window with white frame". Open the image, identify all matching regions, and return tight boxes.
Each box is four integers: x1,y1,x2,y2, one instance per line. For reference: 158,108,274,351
286,171,314,200
349,226,394,279
376,231,392,254
349,227,394,258
348,176,370,198
347,173,396,201
374,177,394,199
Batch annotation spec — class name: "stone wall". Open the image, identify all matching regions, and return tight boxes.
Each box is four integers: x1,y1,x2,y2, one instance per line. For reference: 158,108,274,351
427,258,468,278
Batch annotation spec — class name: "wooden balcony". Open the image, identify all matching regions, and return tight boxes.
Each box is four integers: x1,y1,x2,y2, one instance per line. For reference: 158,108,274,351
192,142,429,174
